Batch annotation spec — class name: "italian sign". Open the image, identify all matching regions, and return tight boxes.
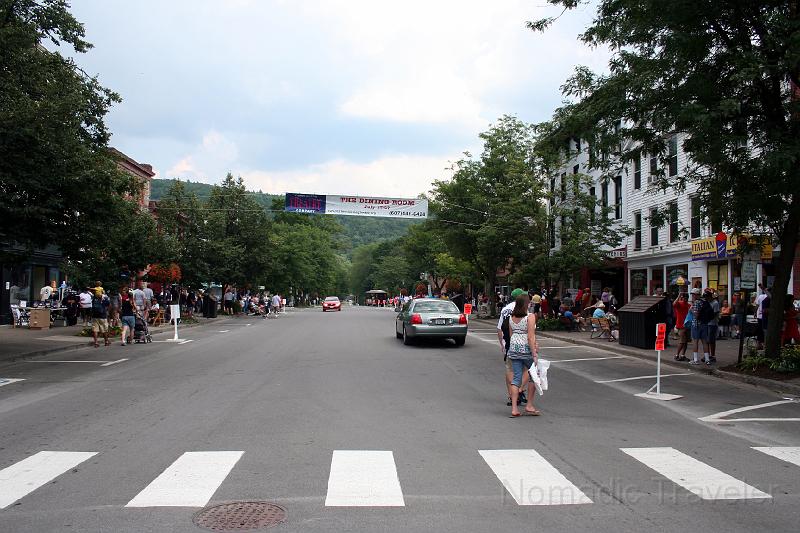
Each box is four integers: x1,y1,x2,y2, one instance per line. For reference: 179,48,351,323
655,323,666,351
285,193,428,219
690,232,772,261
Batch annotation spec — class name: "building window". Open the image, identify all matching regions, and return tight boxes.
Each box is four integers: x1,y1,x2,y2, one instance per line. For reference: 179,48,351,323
690,196,702,238
668,201,679,242
575,138,581,152
560,173,567,202
560,215,566,243
573,164,579,175
668,134,678,177
634,211,642,250
549,218,556,249
613,175,622,220
650,208,660,246
649,152,658,176
549,178,555,208
589,186,596,224
634,154,641,190
601,181,609,220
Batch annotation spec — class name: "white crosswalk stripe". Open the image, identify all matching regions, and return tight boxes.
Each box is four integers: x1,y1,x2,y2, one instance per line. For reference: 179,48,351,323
325,450,405,507
3,446,795,509
0,451,97,509
479,449,592,505
621,447,771,500
126,451,243,507
752,446,800,467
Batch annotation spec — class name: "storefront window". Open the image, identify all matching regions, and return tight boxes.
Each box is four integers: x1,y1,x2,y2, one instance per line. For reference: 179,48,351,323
707,261,729,303
666,264,688,298
650,266,664,295
631,269,647,299
9,265,31,305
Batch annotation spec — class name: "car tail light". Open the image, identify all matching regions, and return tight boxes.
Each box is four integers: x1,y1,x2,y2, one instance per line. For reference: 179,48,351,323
459,314,467,325
410,314,422,325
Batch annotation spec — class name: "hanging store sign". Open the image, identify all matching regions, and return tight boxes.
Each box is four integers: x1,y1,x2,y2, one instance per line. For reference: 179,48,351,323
690,233,772,262
285,193,428,219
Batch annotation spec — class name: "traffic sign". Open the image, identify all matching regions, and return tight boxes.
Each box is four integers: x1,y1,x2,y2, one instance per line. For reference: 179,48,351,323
655,322,666,351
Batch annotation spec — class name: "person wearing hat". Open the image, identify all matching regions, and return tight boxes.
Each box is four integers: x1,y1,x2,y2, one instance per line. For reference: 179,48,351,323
497,288,529,406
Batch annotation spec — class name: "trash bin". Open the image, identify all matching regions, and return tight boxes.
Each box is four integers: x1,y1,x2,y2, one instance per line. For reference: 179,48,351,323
205,296,218,318
617,296,666,349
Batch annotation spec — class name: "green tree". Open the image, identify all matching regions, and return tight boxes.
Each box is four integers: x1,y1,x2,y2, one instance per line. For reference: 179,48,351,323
534,0,800,356
0,0,130,263
154,179,210,287
432,115,548,314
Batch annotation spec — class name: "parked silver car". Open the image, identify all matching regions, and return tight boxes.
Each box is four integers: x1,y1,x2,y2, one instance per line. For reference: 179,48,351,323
395,299,468,346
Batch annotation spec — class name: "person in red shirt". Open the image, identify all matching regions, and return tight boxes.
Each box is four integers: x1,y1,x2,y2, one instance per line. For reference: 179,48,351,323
673,292,691,361
782,295,800,346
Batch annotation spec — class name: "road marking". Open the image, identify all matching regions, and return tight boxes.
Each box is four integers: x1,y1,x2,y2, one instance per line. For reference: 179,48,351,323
26,360,105,364
325,450,404,507
126,451,243,507
621,447,771,500
0,378,24,387
549,356,625,363
178,339,194,344
752,447,800,467
0,451,97,508
479,449,591,505
699,399,800,423
100,358,128,367
217,330,230,333
595,373,693,383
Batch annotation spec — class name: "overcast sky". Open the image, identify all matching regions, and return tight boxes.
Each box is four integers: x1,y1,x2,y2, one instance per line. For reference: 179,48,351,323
68,0,608,197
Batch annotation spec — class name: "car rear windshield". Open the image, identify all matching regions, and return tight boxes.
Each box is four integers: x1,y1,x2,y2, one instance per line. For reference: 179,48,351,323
413,301,459,313
325,297,339,302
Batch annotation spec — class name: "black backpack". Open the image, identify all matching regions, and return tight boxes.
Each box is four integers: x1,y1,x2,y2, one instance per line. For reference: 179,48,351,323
698,299,715,324
91,296,105,318
501,314,511,359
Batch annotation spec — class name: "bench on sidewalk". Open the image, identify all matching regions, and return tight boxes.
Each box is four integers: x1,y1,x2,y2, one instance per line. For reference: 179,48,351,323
559,316,579,331
590,317,615,341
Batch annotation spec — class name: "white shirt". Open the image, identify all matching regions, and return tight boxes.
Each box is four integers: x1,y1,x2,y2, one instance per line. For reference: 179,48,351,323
143,287,154,301
272,295,281,307
755,293,768,319
496,302,516,330
79,292,92,308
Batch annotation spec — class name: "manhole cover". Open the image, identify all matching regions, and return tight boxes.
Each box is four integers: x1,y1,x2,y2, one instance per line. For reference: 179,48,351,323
193,501,286,531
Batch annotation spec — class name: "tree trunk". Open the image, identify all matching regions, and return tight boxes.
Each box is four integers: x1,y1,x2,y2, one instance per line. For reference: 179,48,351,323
764,207,800,357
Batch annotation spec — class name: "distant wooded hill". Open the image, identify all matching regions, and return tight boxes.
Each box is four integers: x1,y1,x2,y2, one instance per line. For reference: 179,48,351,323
150,179,420,253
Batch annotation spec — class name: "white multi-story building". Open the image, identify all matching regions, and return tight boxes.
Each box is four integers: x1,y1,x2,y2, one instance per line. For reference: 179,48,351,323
551,132,794,304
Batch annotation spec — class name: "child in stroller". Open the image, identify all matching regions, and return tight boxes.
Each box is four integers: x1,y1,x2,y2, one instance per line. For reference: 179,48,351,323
134,311,152,343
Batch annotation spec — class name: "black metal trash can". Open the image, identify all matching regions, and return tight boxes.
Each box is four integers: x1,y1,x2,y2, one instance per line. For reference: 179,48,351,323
618,296,666,349
204,295,218,318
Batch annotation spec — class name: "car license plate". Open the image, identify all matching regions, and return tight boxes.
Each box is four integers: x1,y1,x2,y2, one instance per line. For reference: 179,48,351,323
435,318,447,325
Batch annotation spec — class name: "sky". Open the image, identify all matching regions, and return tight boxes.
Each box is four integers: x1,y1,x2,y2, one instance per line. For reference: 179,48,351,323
67,0,609,198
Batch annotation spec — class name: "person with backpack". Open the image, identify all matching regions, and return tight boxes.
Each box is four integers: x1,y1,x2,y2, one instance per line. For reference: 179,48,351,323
689,287,714,366
90,288,111,348
497,288,528,407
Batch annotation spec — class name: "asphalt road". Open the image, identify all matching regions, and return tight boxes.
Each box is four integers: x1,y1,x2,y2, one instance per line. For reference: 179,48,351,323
1,306,799,532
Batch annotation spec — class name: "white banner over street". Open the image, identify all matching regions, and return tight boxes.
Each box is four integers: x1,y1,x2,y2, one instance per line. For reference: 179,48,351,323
285,193,428,219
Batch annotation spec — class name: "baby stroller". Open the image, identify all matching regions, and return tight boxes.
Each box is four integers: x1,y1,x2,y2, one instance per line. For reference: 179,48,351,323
134,312,152,343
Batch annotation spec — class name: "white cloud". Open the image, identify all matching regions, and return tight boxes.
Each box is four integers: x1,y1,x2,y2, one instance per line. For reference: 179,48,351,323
166,130,239,182
240,153,459,198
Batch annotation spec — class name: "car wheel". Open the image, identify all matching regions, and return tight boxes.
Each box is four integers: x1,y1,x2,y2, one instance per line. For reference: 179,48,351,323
403,325,413,345
396,323,403,339
454,336,466,346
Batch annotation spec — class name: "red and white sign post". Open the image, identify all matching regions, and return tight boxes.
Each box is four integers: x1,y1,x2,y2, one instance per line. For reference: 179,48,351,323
635,322,683,401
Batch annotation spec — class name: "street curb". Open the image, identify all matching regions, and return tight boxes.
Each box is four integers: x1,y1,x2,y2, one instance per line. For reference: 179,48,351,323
0,319,213,365
534,330,800,397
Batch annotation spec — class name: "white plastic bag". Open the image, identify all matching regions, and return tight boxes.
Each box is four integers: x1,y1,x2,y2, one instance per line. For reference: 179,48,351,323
528,363,543,395
538,359,550,392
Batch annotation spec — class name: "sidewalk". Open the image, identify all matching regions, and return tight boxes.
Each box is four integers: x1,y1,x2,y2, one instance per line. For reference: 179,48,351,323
473,318,800,396
0,318,215,364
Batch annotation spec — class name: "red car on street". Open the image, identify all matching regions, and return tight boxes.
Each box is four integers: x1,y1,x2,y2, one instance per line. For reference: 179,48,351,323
322,296,342,311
